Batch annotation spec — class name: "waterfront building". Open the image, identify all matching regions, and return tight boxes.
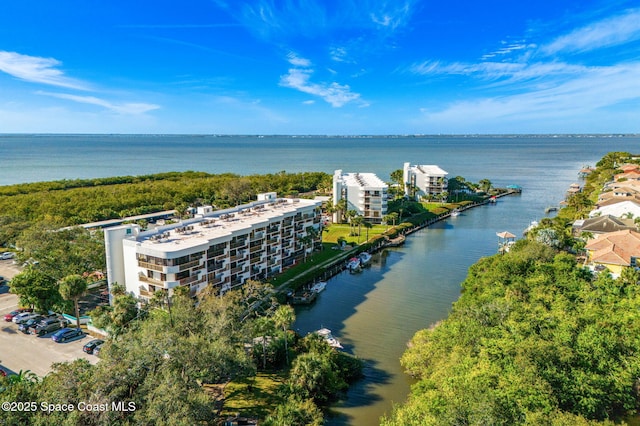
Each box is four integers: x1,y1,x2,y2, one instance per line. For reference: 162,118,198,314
572,215,636,237
104,193,322,300
584,229,640,277
589,200,640,218
402,163,448,201
332,170,388,224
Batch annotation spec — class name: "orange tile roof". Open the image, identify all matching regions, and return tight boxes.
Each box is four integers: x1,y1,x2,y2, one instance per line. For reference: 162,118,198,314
585,229,640,266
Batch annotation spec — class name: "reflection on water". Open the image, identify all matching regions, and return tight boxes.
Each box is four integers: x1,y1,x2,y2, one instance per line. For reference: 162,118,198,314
294,201,520,424
294,189,577,424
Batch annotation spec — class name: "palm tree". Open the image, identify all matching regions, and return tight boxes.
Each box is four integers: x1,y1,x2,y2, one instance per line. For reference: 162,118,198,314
345,210,357,234
440,191,449,204
334,198,348,223
479,179,492,193
6,369,40,385
254,316,275,370
351,216,364,242
273,305,295,365
363,220,373,242
58,274,88,329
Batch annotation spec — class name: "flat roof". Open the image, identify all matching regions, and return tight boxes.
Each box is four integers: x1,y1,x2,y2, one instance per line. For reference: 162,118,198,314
340,172,387,188
63,210,177,230
135,198,320,254
411,165,448,176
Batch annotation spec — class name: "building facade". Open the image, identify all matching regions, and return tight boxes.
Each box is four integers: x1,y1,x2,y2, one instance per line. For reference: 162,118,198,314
104,193,322,300
332,170,388,223
402,163,448,200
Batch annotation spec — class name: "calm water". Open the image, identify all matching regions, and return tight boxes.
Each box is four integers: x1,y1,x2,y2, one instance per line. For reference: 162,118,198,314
1,134,639,424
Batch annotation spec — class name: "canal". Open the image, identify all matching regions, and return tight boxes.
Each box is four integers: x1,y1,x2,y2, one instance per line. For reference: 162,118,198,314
293,156,591,425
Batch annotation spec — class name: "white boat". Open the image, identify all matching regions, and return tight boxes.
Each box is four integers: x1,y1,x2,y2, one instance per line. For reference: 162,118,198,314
358,252,372,265
450,208,460,217
347,257,361,272
315,328,343,349
310,281,327,293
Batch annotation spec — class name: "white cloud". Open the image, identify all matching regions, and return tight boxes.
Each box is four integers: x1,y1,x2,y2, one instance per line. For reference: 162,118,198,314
415,63,640,131
37,91,160,115
370,1,412,30
481,42,533,60
279,68,363,107
279,52,365,107
0,51,89,90
286,52,312,67
409,60,590,82
542,8,640,55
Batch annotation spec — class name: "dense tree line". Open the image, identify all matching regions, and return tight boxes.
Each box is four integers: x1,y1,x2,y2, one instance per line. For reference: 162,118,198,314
382,239,639,425
382,150,640,426
1,284,362,425
0,171,331,247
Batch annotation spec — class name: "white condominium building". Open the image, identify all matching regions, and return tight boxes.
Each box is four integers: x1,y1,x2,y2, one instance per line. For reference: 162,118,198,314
403,163,449,200
333,170,388,223
104,193,321,300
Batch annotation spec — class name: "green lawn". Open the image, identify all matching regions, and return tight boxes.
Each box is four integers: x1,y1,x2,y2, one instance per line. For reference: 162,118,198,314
217,371,288,419
322,223,389,245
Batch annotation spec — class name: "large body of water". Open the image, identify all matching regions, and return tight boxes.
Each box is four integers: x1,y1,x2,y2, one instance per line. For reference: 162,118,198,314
1,134,639,424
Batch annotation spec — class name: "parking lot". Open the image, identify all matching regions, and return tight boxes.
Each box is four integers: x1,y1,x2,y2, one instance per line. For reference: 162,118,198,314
0,259,99,377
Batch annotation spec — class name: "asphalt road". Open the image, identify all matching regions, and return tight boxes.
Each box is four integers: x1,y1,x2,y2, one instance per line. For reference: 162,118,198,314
0,260,99,377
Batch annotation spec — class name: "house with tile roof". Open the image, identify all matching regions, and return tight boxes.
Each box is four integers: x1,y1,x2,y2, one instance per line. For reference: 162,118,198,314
584,229,640,277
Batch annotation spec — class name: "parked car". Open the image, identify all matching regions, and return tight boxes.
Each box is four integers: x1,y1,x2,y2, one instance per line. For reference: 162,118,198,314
31,317,67,336
4,308,33,322
18,315,45,333
83,339,104,354
0,252,15,260
51,328,84,343
0,367,6,377
12,312,40,324
0,275,6,285
92,344,104,357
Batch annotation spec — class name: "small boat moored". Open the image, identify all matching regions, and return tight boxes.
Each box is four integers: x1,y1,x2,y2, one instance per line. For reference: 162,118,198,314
315,328,343,349
358,252,372,266
310,281,327,293
347,257,362,273
450,208,460,217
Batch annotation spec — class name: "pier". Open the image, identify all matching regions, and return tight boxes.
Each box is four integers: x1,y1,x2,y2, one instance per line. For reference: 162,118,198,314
275,188,521,295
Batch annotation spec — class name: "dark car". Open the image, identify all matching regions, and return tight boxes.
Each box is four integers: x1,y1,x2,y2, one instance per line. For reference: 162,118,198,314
18,315,45,333
31,317,67,336
4,308,33,322
83,339,104,354
51,328,84,343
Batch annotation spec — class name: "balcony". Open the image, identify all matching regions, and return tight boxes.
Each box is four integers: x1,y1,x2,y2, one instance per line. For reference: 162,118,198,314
249,244,263,253
138,261,164,272
231,265,246,275
230,240,247,249
138,286,153,297
178,259,202,272
251,231,265,241
179,275,204,286
139,275,164,285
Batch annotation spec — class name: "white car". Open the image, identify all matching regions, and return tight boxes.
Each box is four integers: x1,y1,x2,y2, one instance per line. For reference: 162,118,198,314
0,252,15,260
12,312,38,324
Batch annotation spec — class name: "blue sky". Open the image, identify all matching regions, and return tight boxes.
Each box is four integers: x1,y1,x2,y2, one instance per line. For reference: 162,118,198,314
1,0,639,134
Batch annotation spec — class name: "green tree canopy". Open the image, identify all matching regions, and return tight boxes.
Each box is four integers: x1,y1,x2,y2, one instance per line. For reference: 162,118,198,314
58,274,88,329
10,267,63,313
